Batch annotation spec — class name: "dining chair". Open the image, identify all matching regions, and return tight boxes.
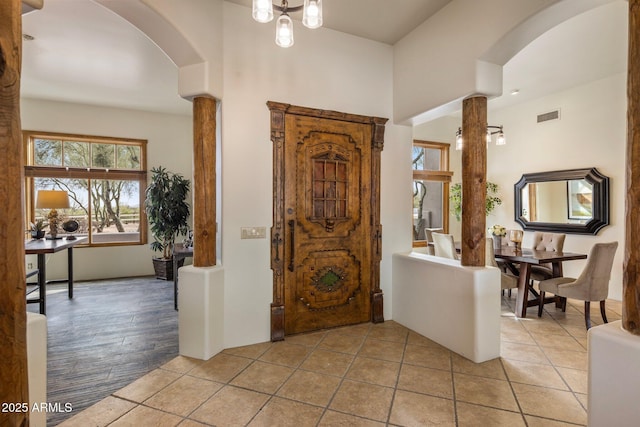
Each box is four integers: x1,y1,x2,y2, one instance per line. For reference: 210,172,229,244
424,227,444,243
432,232,458,260
486,237,518,292
529,232,566,281
537,241,618,329
423,228,444,256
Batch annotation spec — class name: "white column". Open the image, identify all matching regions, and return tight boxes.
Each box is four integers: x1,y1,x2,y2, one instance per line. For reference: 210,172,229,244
588,321,640,426
178,265,225,360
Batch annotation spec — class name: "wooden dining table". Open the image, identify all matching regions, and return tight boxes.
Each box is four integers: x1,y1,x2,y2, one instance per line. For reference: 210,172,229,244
494,246,587,318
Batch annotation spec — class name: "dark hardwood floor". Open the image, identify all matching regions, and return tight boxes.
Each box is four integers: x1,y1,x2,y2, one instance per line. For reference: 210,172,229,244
27,276,178,426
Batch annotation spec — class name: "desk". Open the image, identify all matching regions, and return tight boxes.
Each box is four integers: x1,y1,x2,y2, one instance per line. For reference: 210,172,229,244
173,244,193,310
25,237,87,315
494,246,587,318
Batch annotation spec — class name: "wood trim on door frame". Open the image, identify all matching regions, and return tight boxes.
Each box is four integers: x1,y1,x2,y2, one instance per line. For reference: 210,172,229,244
267,101,387,341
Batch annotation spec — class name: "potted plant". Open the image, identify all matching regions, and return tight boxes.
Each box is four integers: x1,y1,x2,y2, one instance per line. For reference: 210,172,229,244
449,181,502,221
29,219,48,239
145,166,191,280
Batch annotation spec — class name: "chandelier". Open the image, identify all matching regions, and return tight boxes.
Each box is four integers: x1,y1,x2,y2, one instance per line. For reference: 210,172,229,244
455,125,505,151
252,0,323,48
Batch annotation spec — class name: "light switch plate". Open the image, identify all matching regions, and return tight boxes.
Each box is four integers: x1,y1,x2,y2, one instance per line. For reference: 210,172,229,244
241,226,266,239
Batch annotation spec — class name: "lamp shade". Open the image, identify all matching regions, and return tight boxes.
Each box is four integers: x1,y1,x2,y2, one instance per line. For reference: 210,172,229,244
36,190,70,209
302,0,322,29
275,13,294,47
252,0,273,23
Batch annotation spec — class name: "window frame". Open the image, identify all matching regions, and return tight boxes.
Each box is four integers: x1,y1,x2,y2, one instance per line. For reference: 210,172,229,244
412,139,453,248
23,130,148,247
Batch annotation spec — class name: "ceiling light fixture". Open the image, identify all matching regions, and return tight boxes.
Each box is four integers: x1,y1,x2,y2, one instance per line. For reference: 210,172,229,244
252,0,323,48
455,125,505,151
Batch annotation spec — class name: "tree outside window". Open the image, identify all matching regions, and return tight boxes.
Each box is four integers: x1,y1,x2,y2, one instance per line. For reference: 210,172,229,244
24,131,147,246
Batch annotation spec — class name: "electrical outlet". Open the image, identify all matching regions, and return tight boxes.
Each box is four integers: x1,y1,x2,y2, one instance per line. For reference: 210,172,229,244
27,263,33,270
241,227,266,239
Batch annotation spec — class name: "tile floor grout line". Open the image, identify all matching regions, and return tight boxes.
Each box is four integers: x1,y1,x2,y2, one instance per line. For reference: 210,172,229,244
498,354,528,426
383,325,409,426
58,290,620,426
449,350,460,427
503,295,590,425
530,306,591,414
317,323,373,425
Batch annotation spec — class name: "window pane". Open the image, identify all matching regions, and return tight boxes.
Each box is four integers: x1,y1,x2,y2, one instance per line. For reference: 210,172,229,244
312,158,348,219
34,177,89,238
26,132,147,247
92,143,115,168
34,139,62,166
63,141,90,168
412,146,442,171
90,179,141,244
116,145,141,170
413,180,444,241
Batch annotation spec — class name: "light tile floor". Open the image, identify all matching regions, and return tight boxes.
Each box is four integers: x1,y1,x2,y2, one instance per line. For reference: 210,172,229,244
58,294,622,426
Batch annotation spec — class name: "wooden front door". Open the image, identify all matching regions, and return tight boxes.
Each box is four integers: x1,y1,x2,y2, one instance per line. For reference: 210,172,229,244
268,102,387,340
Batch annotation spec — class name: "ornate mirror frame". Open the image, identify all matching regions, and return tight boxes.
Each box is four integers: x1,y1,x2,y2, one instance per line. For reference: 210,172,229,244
514,167,610,235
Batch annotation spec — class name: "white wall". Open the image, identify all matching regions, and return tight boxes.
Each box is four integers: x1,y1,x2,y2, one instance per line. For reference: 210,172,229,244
19,2,412,351
414,72,627,300
393,0,564,124
22,98,193,281
217,3,411,348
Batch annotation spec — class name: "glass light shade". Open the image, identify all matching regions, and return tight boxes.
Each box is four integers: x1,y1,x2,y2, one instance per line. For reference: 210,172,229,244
252,0,273,23
509,229,523,242
509,229,523,250
276,13,294,48
455,128,463,151
36,190,70,209
496,130,506,145
302,0,323,29
486,128,492,144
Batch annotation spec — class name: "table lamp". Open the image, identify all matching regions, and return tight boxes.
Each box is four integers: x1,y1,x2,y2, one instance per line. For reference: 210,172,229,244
36,190,70,240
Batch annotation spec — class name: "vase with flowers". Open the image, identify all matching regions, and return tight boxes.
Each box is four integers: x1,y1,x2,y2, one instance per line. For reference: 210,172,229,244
489,224,506,249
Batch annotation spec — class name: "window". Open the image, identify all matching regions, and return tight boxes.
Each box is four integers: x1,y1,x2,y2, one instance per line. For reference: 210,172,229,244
412,140,452,247
312,155,348,219
24,131,147,247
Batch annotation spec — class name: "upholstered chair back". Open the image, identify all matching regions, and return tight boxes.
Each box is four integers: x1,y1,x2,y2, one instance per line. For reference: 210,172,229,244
486,237,518,290
424,228,444,243
485,237,498,267
573,242,618,301
531,232,566,252
432,232,458,260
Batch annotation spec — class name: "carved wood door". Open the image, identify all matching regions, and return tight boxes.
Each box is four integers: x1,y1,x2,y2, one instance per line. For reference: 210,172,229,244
268,102,387,340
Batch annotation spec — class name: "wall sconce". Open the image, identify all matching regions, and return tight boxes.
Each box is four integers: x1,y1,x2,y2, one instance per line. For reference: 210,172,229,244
36,190,70,240
252,0,323,48
455,125,506,151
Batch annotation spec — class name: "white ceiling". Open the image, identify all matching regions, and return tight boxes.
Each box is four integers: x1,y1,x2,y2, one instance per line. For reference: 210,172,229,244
20,0,627,119
225,0,452,45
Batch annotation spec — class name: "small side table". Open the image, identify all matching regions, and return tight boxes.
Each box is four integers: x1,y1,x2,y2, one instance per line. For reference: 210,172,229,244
173,244,193,310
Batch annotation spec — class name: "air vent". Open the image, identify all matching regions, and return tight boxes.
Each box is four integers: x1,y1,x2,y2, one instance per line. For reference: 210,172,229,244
537,109,560,123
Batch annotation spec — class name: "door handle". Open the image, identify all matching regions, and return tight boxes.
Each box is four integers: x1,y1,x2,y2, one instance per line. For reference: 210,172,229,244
288,220,295,272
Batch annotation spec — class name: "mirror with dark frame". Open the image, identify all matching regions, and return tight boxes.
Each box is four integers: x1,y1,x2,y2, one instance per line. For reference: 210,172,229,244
514,167,610,235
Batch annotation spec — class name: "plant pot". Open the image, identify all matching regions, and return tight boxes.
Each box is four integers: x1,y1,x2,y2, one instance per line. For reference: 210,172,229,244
31,230,45,240
152,257,185,281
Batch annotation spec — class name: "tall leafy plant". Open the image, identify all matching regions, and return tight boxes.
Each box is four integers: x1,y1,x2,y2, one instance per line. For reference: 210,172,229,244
449,181,502,221
145,166,191,259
